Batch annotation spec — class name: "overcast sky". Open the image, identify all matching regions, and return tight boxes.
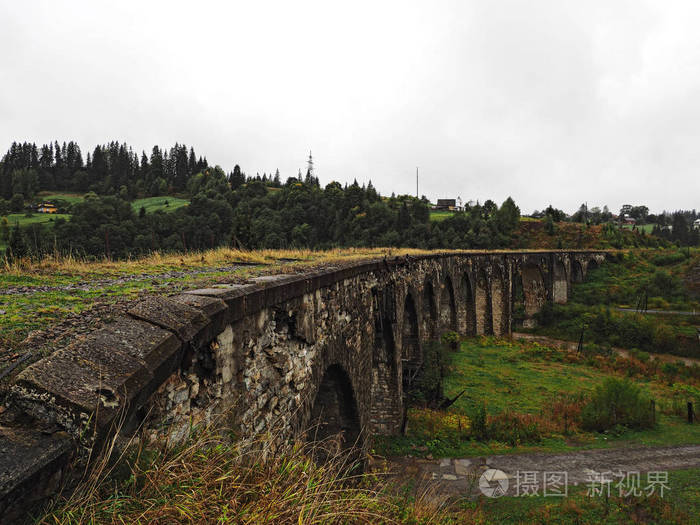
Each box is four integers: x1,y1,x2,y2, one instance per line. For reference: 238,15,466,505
1,1,699,214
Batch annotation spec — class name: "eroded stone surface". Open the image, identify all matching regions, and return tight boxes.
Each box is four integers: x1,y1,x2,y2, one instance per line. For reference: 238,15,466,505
128,295,210,343
0,425,73,523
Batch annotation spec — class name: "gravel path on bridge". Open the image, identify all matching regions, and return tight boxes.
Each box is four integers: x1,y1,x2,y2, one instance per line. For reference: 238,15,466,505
0,263,259,296
390,444,700,497
0,262,268,378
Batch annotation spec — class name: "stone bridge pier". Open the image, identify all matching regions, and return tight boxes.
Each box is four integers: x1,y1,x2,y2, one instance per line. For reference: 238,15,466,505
0,250,609,520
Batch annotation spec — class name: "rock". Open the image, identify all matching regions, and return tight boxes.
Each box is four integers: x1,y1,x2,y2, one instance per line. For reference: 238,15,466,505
455,459,472,475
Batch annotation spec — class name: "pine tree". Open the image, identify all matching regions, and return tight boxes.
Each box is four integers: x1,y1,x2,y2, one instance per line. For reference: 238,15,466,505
7,222,28,259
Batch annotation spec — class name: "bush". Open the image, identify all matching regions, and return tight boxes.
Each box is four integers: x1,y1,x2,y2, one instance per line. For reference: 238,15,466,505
407,408,470,441
467,402,487,441
651,251,687,266
409,340,451,406
661,362,681,380
487,412,543,445
440,331,460,350
581,378,655,432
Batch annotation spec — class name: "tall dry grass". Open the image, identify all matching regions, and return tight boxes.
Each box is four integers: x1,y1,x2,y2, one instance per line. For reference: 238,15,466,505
1,247,440,278
2,244,605,278
37,417,449,525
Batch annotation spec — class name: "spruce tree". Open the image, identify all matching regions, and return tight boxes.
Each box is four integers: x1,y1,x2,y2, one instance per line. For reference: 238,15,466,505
7,222,28,259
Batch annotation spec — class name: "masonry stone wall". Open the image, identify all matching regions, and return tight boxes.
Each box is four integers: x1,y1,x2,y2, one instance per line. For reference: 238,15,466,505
0,250,609,521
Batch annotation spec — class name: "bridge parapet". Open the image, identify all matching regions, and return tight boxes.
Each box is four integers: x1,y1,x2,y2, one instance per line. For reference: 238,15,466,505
0,250,611,521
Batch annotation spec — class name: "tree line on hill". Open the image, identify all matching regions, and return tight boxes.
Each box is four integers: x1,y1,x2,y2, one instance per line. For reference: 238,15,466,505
0,140,695,260
0,141,523,259
536,203,699,247
0,141,211,201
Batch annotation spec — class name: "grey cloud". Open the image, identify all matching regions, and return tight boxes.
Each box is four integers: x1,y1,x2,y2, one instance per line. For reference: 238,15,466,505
0,0,697,214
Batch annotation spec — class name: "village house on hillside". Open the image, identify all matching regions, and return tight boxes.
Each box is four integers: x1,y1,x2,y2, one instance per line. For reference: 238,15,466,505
433,197,464,211
36,202,58,214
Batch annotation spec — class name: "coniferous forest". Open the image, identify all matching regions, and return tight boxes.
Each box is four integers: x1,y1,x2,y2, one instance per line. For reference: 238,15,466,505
0,140,696,259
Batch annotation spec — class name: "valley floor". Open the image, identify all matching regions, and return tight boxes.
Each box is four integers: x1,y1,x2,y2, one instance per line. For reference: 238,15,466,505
391,443,700,497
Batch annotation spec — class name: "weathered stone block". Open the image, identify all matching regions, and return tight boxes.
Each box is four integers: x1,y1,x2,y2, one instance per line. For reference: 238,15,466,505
185,283,257,323
12,317,181,436
0,426,73,523
128,295,210,345
249,274,308,305
170,294,228,333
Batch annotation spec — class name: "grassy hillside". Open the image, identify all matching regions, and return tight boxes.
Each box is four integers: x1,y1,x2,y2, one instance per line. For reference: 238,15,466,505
623,223,656,233
1,212,71,227
36,192,85,205
0,193,190,251
378,337,700,459
0,212,71,252
131,196,189,213
530,249,700,357
429,210,454,221
512,220,664,249
34,192,191,213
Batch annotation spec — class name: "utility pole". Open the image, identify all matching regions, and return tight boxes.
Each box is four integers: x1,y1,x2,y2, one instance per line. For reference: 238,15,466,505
307,150,314,178
416,167,419,199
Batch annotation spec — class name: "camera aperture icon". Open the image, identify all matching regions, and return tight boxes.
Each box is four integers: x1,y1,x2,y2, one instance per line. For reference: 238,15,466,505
479,468,509,498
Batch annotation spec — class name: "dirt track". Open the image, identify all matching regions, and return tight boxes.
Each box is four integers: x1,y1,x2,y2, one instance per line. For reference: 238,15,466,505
390,444,700,497
513,332,700,367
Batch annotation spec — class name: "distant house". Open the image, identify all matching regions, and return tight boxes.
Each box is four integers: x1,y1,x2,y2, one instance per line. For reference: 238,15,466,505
36,202,58,214
694,219,700,230
435,199,457,211
622,216,636,225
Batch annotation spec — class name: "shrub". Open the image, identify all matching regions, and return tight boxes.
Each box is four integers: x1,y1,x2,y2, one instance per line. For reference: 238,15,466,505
409,340,451,406
629,349,651,363
467,402,488,441
440,330,460,350
661,361,681,381
407,408,470,441
581,378,655,432
651,251,687,266
549,395,585,434
486,412,543,445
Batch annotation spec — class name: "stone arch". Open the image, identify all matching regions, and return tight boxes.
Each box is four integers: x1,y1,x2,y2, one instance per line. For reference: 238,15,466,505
369,287,399,433
461,273,476,336
421,277,438,340
571,260,584,283
490,266,507,336
587,258,599,275
401,292,421,392
521,263,546,328
511,270,525,329
553,258,568,304
475,268,492,335
309,364,361,452
438,274,457,333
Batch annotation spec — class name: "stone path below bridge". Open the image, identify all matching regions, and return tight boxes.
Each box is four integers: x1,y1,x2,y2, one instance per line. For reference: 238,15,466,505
389,444,700,497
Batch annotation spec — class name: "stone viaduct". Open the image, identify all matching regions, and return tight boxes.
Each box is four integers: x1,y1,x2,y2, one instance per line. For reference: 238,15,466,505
0,250,608,520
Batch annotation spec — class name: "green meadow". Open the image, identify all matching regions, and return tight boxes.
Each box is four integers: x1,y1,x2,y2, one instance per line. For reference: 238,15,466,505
377,337,700,459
